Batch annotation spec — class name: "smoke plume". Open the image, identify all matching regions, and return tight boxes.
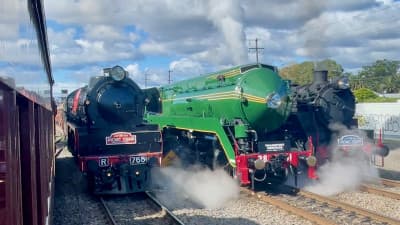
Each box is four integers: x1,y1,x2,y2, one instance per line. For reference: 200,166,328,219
206,0,247,64
304,123,380,196
152,165,240,209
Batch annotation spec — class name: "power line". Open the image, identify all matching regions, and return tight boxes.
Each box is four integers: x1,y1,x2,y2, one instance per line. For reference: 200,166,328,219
248,38,264,64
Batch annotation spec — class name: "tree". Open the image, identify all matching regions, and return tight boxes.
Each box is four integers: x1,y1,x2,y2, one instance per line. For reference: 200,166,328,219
359,59,399,78
353,88,378,102
356,59,400,92
382,75,400,93
280,59,344,85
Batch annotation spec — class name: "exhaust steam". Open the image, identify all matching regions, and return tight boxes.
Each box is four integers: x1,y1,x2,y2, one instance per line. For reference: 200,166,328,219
152,165,240,209
304,123,380,196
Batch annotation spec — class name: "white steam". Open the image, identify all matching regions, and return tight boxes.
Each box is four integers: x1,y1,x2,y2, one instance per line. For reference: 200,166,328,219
152,166,240,209
305,156,379,196
206,0,247,64
305,123,380,196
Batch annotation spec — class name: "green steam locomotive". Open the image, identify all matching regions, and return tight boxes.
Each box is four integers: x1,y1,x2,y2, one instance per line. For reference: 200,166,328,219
145,63,316,187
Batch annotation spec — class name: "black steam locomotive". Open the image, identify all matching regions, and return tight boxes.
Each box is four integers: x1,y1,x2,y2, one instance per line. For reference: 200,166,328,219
65,65,162,194
283,69,389,165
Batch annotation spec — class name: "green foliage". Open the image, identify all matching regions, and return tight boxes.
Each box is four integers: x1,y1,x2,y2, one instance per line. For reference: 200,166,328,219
362,97,398,103
353,88,378,102
350,59,400,93
359,59,399,78
353,88,398,102
280,59,400,94
280,59,344,85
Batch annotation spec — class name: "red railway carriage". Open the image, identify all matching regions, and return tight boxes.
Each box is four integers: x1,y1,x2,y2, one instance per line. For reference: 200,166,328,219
0,0,55,225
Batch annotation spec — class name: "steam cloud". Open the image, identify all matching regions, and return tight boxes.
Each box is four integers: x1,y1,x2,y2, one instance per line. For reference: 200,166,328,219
304,123,380,196
152,165,240,209
206,0,247,64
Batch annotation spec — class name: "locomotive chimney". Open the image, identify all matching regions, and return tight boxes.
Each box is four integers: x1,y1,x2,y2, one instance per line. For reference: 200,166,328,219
313,69,328,84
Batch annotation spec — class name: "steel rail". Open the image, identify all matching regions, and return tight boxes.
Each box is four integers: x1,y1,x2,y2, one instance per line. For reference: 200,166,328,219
360,184,400,200
299,190,400,225
380,178,400,188
55,146,65,158
145,191,186,225
241,188,338,225
99,197,118,225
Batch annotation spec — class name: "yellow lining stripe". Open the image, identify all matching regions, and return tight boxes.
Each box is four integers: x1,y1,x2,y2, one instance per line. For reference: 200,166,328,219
163,97,266,104
162,91,267,104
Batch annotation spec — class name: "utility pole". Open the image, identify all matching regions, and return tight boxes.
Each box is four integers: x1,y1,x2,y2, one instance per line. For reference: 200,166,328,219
144,71,149,88
248,38,264,64
168,69,173,84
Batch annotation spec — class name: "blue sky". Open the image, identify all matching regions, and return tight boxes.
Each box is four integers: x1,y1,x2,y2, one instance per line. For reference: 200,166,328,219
39,0,400,94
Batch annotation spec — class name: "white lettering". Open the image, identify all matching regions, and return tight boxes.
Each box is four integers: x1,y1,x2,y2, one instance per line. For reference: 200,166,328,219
99,158,109,167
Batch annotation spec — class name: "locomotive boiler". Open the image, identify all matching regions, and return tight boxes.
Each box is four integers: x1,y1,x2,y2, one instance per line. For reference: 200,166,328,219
145,64,316,188
65,65,162,194
287,69,389,162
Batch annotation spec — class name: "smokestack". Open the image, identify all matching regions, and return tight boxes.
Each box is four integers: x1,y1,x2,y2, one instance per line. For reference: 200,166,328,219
313,69,328,84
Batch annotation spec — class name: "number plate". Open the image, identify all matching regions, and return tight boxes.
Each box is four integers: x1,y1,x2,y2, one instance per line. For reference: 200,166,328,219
337,135,363,146
130,156,147,165
105,132,136,145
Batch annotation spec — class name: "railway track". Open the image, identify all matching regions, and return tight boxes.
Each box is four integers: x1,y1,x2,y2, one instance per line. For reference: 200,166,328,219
55,134,66,158
241,187,337,225
99,197,118,225
360,184,400,200
145,191,186,225
243,187,400,225
298,189,400,225
55,146,65,158
380,178,400,188
358,178,400,201
98,192,185,225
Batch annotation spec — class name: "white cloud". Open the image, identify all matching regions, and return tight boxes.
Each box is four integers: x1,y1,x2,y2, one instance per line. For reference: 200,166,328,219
139,40,168,55
83,25,128,42
3,0,399,92
25,0,400,86
169,58,205,79
125,63,142,80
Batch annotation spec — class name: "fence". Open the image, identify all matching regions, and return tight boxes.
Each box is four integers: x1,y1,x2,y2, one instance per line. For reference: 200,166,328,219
355,103,400,140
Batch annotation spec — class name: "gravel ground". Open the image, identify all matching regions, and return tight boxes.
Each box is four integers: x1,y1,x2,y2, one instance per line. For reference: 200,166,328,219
155,190,313,225
53,149,314,225
103,194,177,225
53,147,110,225
174,197,313,225
52,137,400,225
330,140,400,223
335,191,400,220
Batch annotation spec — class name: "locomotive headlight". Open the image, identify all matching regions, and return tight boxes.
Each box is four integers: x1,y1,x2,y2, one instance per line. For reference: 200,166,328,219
306,156,317,167
266,93,282,108
254,159,266,170
247,158,266,170
337,76,350,89
110,65,126,81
